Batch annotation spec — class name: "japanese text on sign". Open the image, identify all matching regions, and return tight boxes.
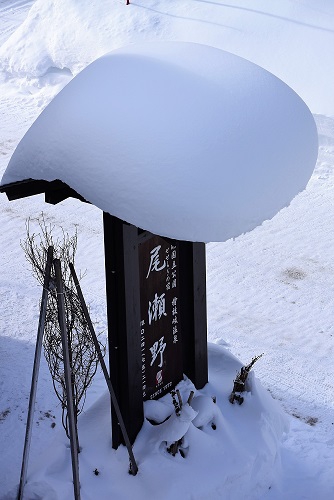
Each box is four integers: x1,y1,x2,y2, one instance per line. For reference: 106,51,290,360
139,235,183,401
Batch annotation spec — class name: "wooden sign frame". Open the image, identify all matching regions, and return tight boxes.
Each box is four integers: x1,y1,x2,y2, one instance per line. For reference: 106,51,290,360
103,213,208,449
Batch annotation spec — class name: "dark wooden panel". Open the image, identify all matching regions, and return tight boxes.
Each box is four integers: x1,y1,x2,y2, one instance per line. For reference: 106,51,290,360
0,178,87,204
0,179,50,200
192,243,208,388
138,234,183,400
103,213,143,449
179,242,208,389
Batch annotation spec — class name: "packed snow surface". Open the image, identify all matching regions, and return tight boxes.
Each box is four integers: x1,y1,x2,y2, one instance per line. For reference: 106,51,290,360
1,1,334,499
1,42,318,242
3,344,289,500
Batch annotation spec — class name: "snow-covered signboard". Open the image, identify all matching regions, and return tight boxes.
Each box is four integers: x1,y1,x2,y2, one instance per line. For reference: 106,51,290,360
139,234,183,400
0,40,318,451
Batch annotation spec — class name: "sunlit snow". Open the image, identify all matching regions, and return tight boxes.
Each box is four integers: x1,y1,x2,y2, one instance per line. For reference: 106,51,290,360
0,1,333,499
1,42,318,242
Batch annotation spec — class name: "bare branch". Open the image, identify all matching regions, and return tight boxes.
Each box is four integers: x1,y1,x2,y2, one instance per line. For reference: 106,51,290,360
22,215,105,438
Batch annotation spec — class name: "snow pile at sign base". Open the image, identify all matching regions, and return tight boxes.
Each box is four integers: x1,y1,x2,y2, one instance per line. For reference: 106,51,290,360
9,345,287,500
1,42,318,242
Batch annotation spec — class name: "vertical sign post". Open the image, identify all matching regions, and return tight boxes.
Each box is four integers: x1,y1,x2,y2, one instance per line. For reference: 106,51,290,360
103,213,143,449
54,259,81,500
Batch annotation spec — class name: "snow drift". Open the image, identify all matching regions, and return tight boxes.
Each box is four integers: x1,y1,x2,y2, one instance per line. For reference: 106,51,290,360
1,0,334,116
1,42,317,242
7,344,289,500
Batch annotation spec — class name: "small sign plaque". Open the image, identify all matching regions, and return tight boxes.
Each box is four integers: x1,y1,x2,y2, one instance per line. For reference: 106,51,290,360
139,234,183,400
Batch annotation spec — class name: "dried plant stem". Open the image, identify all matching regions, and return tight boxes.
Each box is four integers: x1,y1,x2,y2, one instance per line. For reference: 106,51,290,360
22,215,105,438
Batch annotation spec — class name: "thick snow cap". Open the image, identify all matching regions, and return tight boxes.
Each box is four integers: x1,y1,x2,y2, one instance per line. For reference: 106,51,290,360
1,42,318,242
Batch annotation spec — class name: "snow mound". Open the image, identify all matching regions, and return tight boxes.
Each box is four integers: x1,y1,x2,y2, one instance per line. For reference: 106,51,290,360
0,0,165,78
1,42,318,242
18,344,288,499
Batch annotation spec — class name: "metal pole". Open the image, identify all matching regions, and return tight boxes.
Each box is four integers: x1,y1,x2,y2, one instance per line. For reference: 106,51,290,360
69,262,139,475
18,246,54,500
54,259,81,499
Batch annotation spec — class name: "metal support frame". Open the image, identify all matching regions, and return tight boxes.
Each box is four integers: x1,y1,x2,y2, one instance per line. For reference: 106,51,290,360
17,247,54,500
69,263,138,475
18,245,140,500
54,259,81,500
2,179,209,456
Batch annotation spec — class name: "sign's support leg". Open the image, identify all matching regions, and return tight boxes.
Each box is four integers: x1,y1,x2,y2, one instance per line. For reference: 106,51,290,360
54,258,81,500
179,242,208,389
103,213,143,449
191,242,208,388
69,262,138,475
17,246,54,500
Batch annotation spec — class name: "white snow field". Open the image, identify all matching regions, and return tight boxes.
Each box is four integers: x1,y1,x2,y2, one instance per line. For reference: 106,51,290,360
0,1,334,499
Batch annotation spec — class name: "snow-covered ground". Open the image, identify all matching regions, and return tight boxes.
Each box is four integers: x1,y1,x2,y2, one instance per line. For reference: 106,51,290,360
1,1,334,499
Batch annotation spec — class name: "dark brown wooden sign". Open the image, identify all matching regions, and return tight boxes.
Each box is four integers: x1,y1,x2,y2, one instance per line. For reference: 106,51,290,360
138,234,183,400
103,213,208,449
